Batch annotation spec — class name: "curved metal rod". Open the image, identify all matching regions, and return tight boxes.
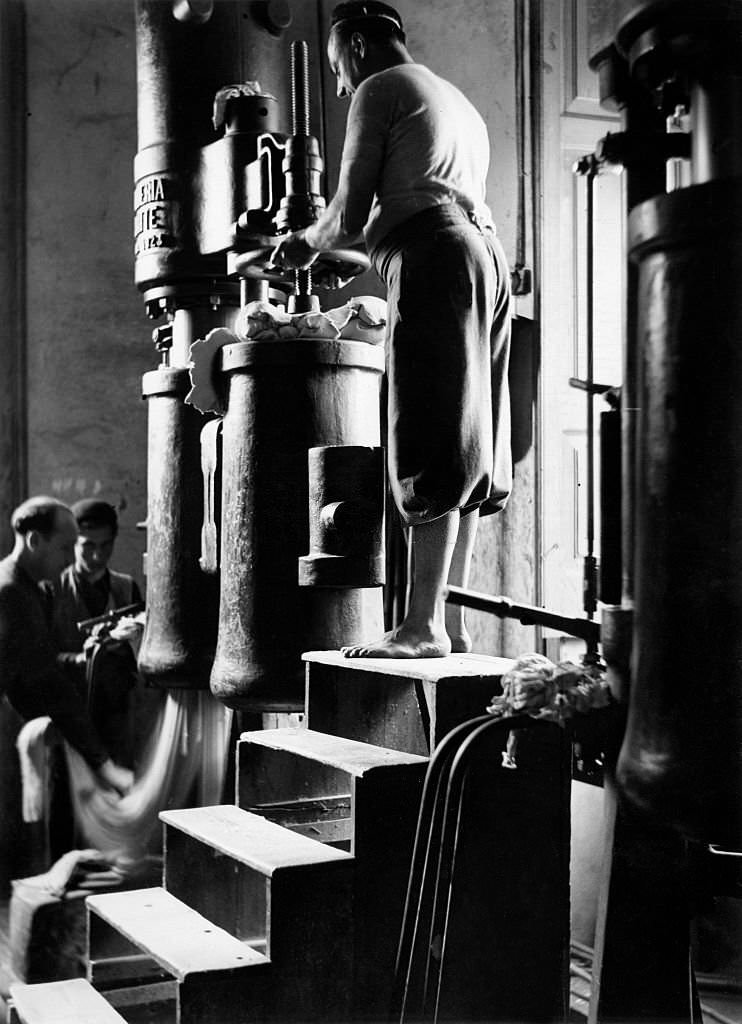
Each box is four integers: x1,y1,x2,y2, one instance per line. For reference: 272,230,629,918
427,715,534,1021
432,715,556,1023
414,720,495,1014
392,714,493,1022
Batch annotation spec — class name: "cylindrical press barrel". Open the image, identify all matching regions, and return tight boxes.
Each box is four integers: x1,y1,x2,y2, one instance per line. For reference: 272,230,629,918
617,178,742,847
211,338,385,711
138,366,220,686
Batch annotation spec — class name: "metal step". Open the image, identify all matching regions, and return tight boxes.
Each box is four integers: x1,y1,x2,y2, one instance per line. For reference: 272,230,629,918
303,649,514,754
236,728,429,1021
86,885,269,980
236,727,428,849
158,805,355,1021
239,725,430,774
8,977,127,1024
86,886,270,1024
160,803,352,874
160,804,354,917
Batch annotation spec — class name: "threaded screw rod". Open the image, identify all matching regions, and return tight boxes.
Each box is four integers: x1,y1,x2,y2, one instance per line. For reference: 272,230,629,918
290,39,310,135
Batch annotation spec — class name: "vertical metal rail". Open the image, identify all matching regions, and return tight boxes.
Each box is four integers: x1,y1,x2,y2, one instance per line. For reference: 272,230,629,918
569,157,603,662
584,166,598,626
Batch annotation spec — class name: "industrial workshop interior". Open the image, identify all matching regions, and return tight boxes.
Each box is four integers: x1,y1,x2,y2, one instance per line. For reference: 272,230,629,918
0,0,740,1022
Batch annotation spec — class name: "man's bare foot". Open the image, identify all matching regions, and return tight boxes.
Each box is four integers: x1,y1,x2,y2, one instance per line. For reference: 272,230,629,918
341,625,451,659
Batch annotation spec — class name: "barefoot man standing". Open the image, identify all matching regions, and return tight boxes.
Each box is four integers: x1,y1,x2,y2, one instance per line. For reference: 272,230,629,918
271,1,512,658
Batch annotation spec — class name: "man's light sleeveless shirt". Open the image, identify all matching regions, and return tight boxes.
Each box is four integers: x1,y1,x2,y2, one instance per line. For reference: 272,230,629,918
342,63,495,254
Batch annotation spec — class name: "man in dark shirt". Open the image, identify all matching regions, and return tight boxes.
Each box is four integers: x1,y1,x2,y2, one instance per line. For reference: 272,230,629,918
50,499,142,766
0,496,133,796
52,499,142,654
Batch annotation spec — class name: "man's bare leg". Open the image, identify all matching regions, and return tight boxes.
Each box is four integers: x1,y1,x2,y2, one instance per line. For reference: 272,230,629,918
342,510,460,658
445,509,479,653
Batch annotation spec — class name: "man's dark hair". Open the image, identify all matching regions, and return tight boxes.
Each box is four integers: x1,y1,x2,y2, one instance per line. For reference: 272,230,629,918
71,498,119,537
11,496,70,538
330,1,406,45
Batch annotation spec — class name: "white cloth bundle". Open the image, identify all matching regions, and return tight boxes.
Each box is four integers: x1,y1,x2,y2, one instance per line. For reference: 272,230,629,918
16,716,56,823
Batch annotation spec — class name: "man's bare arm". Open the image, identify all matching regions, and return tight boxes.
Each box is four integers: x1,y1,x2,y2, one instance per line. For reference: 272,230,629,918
272,94,386,267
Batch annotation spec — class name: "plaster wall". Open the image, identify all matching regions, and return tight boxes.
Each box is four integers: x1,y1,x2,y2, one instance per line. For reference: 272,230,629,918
25,0,145,584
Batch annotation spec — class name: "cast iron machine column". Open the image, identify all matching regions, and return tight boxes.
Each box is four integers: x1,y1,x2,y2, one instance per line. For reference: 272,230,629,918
581,10,742,1020
587,38,676,702
609,0,742,852
209,39,384,711
133,0,294,688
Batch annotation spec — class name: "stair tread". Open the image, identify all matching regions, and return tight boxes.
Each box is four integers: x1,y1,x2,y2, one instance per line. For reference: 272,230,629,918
159,804,353,872
239,727,429,774
86,886,269,981
9,978,126,1023
302,649,514,681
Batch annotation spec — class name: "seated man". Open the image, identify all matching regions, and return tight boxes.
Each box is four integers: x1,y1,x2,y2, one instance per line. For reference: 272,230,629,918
0,496,132,796
50,499,142,768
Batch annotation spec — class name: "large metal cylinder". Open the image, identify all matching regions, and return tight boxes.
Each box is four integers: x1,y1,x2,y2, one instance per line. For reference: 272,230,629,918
617,178,742,847
138,307,238,687
210,339,385,711
133,1,310,688
134,0,243,307
138,366,220,686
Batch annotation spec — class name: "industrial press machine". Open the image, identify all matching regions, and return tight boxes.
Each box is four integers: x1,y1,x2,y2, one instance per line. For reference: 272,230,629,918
6,2,742,1022
133,0,385,712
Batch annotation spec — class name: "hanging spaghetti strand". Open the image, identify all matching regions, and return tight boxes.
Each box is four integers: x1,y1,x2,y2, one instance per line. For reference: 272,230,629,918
64,690,233,864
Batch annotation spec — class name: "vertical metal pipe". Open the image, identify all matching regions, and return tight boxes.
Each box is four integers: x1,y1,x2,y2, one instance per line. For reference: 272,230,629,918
583,168,597,625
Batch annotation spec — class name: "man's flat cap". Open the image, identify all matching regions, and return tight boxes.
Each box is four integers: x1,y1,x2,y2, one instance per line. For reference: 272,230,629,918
71,498,119,532
330,1,404,33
